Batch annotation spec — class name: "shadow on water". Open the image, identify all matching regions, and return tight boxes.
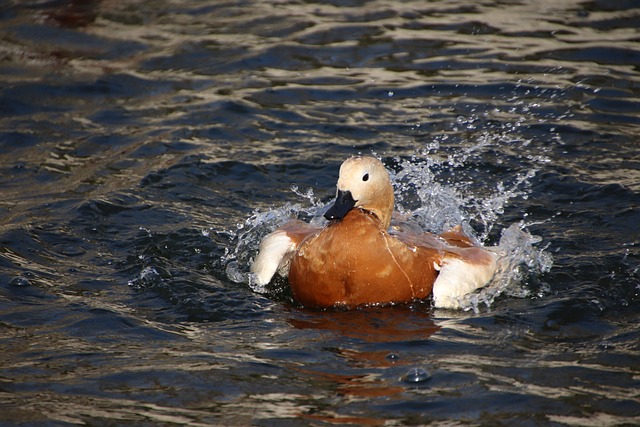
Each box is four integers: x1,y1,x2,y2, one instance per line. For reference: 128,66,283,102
1,0,640,425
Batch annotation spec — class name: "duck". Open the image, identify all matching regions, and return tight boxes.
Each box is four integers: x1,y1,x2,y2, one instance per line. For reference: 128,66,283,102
251,155,499,309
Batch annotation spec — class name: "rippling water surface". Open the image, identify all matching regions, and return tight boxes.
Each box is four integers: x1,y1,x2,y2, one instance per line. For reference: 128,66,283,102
1,0,639,425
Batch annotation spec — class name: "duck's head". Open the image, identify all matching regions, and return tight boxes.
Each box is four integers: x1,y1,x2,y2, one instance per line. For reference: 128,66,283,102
324,155,394,229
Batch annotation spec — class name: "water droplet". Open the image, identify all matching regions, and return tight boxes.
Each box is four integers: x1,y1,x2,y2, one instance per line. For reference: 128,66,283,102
9,276,31,287
386,353,400,362
402,367,431,384
225,261,246,284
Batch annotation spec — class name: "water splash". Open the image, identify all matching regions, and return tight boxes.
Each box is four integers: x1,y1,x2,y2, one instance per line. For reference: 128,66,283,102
221,192,328,294
390,132,539,243
128,266,165,290
461,223,554,312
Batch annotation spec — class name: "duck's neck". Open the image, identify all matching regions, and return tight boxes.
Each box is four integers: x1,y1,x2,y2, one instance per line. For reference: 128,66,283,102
337,208,387,230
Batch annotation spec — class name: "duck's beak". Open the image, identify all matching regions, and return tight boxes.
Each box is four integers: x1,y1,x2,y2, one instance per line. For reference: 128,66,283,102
324,190,356,220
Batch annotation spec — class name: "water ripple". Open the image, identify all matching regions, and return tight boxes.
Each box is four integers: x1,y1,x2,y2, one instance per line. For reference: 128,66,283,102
0,0,639,425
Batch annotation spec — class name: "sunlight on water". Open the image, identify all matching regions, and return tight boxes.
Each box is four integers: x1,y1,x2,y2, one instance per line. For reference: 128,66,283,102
222,131,553,310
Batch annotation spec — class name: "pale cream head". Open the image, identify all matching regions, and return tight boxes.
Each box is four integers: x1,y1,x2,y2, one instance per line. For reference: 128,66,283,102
336,156,395,228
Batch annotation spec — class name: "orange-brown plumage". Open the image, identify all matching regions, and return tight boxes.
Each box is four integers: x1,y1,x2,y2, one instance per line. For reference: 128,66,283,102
289,208,440,308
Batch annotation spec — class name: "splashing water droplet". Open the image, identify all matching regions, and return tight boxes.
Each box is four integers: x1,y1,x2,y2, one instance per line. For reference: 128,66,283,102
225,261,246,284
402,367,431,384
9,276,31,287
128,266,165,290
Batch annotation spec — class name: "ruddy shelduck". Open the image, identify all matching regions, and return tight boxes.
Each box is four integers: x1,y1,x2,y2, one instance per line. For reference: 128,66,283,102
251,156,499,309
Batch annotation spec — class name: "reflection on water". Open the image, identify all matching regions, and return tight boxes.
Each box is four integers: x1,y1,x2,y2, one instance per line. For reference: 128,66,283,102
289,306,440,344
1,0,640,425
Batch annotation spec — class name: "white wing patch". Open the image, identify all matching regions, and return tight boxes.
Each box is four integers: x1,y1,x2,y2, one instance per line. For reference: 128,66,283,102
432,252,498,309
250,230,297,286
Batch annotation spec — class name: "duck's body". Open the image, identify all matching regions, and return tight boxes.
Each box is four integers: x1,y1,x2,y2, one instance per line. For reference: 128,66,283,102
290,208,439,307
251,156,498,309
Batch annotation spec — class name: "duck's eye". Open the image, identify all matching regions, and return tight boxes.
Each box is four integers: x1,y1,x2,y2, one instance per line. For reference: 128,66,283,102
362,173,369,182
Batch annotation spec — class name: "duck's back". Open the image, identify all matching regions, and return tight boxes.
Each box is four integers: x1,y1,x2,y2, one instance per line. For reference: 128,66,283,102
288,209,439,308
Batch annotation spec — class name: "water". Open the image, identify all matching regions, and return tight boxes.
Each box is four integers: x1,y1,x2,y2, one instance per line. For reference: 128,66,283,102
1,0,639,425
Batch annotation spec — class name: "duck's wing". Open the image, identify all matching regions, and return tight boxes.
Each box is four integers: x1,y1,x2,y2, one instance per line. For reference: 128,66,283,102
391,224,499,309
390,224,475,250
432,246,498,309
438,224,475,247
251,220,320,286
433,225,499,308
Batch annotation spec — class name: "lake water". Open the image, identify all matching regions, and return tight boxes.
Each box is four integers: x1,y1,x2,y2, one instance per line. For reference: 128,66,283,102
1,0,639,425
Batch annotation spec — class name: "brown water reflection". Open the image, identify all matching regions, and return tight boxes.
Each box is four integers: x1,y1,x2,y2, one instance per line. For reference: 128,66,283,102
289,305,440,344
284,307,439,425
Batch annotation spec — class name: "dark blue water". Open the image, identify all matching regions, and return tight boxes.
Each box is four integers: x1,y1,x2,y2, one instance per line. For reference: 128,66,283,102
1,0,639,425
